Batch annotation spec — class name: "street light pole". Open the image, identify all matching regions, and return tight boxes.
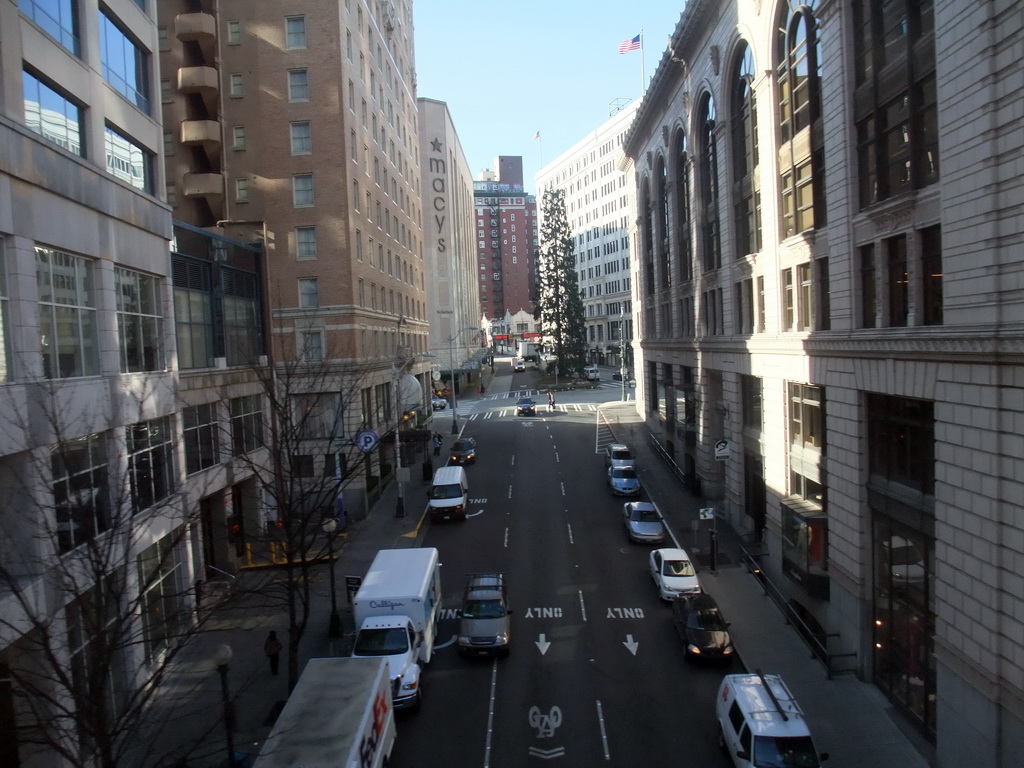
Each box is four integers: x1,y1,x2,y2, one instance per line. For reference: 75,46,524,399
620,305,628,402
321,518,341,636
213,644,236,768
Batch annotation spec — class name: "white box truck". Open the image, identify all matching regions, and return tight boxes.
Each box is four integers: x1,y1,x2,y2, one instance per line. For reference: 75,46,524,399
252,657,395,768
516,340,540,363
351,547,442,710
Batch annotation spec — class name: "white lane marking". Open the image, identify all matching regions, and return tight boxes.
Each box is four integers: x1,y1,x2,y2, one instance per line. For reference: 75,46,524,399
535,633,551,655
508,485,512,499
567,523,574,545
596,700,611,760
560,481,565,496
504,527,509,548
623,634,639,655
483,660,498,767
435,634,458,649
578,590,588,622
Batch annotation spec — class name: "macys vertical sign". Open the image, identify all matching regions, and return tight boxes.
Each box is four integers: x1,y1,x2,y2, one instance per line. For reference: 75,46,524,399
428,137,447,253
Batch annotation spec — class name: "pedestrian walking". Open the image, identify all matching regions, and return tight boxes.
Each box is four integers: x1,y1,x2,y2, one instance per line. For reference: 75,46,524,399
432,432,443,456
264,630,283,675
547,391,555,411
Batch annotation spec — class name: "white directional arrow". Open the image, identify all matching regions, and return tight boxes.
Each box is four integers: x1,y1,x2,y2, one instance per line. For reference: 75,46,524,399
623,634,639,655
535,633,551,655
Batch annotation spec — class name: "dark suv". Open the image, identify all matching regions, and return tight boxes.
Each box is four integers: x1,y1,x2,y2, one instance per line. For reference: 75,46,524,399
450,437,477,465
457,573,511,658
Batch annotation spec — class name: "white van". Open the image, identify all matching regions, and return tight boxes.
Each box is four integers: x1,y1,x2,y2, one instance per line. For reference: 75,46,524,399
716,672,828,768
582,365,600,381
428,465,468,522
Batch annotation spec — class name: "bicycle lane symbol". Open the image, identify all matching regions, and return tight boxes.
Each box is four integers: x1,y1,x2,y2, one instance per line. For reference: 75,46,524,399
527,705,565,760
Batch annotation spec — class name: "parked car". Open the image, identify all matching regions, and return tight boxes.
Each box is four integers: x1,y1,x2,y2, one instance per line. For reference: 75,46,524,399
671,592,734,662
612,369,634,382
607,466,641,496
513,359,526,371
450,438,477,465
457,573,512,658
649,547,701,600
604,443,635,469
431,395,448,410
622,501,665,544
516,397,536,416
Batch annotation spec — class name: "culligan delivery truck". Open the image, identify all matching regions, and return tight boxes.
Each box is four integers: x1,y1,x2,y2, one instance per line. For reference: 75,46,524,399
351,547,441,710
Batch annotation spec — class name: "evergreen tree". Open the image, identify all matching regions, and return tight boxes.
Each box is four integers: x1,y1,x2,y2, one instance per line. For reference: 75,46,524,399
537,189,587,377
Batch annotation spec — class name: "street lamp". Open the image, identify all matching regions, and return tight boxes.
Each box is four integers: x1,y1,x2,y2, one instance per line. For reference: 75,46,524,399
619,305,629,402
448,327,478,435
212,644,236,768
321,518,341,637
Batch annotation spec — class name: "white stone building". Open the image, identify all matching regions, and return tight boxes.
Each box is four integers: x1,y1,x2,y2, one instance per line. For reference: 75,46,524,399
622,0,1023,764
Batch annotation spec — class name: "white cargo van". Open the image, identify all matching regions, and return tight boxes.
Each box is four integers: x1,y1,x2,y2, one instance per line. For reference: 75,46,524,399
351,547,442,710
582,365,601,381
428,465,469,522
253,657,395,768
716,672,829,768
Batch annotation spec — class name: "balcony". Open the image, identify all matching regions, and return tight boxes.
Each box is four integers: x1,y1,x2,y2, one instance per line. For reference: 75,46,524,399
177,66,218,94
175,13,216,43
183,172,224,199
180,120,220,145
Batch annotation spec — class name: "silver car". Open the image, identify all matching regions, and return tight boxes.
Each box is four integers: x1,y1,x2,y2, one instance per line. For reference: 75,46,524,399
457,573,511,658
604,443,635,469
623,501,665,543
607,466,641,496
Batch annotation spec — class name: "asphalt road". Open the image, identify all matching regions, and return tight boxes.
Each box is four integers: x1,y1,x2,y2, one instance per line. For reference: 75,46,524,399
389,374,740,768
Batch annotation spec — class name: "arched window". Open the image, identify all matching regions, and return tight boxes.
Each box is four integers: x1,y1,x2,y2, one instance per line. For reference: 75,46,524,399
776,0,824,235
732,42,761,257
673,129,693,282
697,93,720,272
657,157,670,289
641,179,655,296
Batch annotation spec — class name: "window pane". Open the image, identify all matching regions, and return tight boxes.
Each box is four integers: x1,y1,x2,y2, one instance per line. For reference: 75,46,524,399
104,125,150,192
99,10,150,112
23,70,83,156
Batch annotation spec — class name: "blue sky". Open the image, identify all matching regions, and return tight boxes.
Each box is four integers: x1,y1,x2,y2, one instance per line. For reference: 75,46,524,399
413,1,687,193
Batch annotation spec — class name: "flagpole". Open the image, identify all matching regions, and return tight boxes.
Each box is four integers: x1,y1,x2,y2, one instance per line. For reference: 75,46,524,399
640,29,645,95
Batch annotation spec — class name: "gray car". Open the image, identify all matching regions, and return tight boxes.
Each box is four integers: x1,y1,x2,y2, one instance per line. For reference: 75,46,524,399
457,573,511,658
622,501,665,543
604,443,635,469
607,466,641,496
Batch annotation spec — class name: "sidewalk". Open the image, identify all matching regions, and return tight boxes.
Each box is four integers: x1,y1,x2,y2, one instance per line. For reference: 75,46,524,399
157,376,930,768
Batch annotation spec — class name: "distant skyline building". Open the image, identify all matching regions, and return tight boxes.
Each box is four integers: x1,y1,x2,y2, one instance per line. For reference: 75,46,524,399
473,156,538,322
535,103,638,370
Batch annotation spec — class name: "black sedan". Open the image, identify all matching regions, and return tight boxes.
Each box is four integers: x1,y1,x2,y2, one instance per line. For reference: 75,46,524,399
450,438,477,465
516,397,536,416
670,592,734,663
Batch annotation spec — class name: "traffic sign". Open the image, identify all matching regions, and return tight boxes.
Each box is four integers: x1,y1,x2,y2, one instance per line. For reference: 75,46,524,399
700,507,715,520
355,429,379,454
714,439,730,461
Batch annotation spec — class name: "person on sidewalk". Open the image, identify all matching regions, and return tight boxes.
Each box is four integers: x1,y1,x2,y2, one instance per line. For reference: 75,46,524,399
432,432,443,456
264,630,283,675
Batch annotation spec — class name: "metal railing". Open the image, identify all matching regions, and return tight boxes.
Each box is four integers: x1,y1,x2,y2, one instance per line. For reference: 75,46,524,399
648,435,687,486
736,546,857,679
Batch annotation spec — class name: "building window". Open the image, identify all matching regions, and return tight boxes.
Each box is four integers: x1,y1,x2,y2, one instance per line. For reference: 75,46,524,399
221,267,260,366
288,69,309,101
782,268,795,331
887,235,908,327
776,0,825,235
137,535,188,661
298,278,319,308
798,262,812,330
19,0,80,55
235,178,248,202
227,19,240,44
232,125,245,149
673,129,693,282
755,276,765,332
37,247,98,378
229,73,243,97
52,433,109,553
301,330,323,361
867,394,933,495
292,174,314,207
66,581,131,728
115,267,164,373
296,226,317,260
741,374,762,432
22,70,83,156
172,257,213,369
698,93,721,272
290,121,311,154
816,258,831,331
230,395,264,455
853,0,937,207
104,125,151,192
789,382,823,451
920,226,942,326
126,416,175,513
99,9,150,112
0,247,8,381
183,403,219,475
285,15,306,49
732,42,761,258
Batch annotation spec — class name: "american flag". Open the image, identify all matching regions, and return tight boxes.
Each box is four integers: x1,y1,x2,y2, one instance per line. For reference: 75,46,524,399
619,34,641,54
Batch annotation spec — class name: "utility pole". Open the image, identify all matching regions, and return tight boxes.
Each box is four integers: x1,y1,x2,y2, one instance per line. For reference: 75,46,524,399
620,304,628,402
